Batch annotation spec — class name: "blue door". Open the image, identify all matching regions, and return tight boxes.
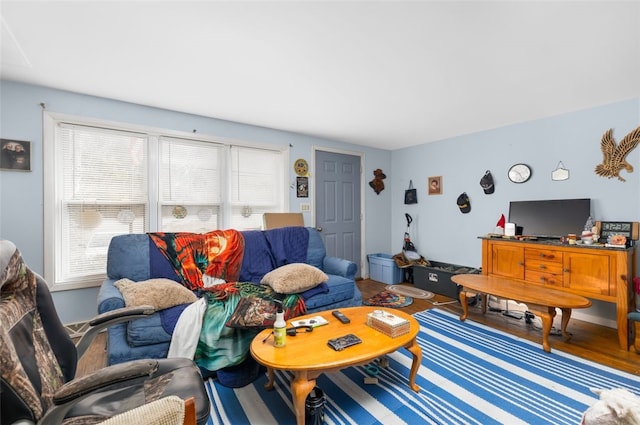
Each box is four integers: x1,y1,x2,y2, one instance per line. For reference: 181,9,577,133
315,150,362,278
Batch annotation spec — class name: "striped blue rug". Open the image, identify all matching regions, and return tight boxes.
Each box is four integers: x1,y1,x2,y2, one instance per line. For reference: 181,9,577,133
205,308,640,424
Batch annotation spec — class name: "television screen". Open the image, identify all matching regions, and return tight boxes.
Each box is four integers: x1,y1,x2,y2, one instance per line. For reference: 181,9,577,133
508,198,591,239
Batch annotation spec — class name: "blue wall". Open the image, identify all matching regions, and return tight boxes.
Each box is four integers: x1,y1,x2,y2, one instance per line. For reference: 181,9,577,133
391,97,640,326
0,80,393,322
1,80,638,326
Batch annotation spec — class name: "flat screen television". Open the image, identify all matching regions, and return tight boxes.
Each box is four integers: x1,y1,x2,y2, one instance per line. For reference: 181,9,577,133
507,198,591,239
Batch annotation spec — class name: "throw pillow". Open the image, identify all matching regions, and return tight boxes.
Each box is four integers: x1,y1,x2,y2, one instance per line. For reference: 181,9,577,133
225,296,278,328
260,263,328,294
115,278,197,310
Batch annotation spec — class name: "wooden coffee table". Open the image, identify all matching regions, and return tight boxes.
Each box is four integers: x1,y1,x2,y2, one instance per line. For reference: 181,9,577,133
250,306,422,425
451,274,592,352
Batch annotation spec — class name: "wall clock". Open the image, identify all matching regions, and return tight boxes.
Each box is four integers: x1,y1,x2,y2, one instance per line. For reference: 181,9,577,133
508,163,532,183
294,158,308,176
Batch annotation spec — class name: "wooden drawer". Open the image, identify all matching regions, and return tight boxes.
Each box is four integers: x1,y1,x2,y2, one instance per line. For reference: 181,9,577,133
525,248,562,263
525,259,563,274
525,268,563,286
525,248,563,286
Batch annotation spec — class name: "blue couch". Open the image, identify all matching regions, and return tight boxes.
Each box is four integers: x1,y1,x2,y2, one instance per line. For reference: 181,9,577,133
97,227,362,365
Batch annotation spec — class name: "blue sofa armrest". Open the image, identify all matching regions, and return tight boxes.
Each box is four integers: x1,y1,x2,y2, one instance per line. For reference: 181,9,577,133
323,256,357,280
98,279,125,314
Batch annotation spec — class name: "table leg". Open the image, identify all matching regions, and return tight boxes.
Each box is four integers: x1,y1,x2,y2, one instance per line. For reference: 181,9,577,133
291,371,316,425
539,307,557,353
264,367,275,390
460,291,469,321
404,337,422,392
560,308,573,341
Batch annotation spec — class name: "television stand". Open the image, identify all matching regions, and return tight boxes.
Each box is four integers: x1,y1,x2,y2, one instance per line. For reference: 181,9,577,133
478,236,637,350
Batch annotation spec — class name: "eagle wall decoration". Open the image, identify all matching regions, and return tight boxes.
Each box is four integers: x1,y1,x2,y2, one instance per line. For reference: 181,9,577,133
594,126,640,182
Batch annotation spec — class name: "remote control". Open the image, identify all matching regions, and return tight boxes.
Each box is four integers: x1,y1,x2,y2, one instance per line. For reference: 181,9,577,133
332,310,350,324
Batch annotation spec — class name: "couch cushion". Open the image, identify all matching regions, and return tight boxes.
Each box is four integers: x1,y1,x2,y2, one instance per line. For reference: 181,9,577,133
303,274,355,310
149,238,181,281
264,227,309,266
240,227,309,283
306,228,326,269
98,279,126,314
126,303,189,347
126,313,173,346
115,278,197,310
260,263,328,294
107,234,151,281
239,231,275,283
106,324,170,365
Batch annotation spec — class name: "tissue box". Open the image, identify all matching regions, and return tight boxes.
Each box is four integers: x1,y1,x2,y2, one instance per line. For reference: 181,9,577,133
366,310,410,338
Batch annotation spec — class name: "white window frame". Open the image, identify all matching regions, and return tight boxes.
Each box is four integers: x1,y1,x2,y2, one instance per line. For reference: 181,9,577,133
43,112,288,291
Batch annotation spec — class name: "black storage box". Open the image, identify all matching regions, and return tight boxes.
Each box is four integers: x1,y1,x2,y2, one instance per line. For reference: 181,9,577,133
413,261,480,300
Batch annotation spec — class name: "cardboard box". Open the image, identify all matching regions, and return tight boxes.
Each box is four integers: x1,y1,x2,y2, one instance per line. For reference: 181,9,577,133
366,311,410,337
263,213,304,229
368,253,403,284
413,261,480,299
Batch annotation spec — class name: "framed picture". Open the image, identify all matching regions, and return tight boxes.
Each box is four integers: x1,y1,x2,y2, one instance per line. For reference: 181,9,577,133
296,176,309,198
428,176,442,195
1,139,31,171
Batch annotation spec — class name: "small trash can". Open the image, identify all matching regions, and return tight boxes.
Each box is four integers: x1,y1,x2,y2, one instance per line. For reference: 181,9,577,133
368,253,403,284
305,386,325,425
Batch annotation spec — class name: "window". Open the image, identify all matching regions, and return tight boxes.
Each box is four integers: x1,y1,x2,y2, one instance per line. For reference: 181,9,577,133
229,146,286,230
44,113,287,291
158,136,223,232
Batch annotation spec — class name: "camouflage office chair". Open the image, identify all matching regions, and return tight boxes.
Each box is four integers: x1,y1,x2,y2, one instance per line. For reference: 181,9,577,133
0,240,210,425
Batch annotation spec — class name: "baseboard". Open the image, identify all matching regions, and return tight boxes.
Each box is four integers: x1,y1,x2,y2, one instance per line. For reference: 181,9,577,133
571,310,616,329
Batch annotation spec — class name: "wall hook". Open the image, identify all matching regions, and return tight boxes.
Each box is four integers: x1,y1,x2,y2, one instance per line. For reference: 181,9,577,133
552,161,569,181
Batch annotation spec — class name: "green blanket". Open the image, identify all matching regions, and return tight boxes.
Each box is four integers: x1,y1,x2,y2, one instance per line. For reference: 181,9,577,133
195,282,305,372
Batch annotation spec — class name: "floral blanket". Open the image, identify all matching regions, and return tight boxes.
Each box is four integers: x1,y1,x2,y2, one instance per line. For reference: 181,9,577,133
149,229,245,290
149,230,306,376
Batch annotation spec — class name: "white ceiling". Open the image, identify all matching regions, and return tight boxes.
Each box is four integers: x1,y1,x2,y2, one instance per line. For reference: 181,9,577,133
1,1,639,150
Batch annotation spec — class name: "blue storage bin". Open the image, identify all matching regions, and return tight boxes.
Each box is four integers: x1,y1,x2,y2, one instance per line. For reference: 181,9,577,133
368,253,403,284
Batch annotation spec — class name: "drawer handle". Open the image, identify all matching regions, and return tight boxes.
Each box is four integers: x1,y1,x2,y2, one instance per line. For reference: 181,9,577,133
539,277,546,282
539,264,546,270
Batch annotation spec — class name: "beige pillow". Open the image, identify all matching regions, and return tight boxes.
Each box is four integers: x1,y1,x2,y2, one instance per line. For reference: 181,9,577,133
260,263,328,294
114,278,197,310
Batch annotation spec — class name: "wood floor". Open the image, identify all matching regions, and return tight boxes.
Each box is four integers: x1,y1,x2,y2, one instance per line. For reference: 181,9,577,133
359,280,640,376
76,279,640,378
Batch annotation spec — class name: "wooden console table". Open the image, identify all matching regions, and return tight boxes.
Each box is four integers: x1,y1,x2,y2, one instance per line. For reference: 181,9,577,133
452,274,591,352
480,237,636,350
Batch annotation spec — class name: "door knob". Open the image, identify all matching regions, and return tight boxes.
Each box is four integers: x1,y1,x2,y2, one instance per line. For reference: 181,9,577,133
316,227,323,232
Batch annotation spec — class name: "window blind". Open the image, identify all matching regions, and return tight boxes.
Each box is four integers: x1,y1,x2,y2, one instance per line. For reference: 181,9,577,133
158,136,222,231
230,146,284,230
57,123,148,281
